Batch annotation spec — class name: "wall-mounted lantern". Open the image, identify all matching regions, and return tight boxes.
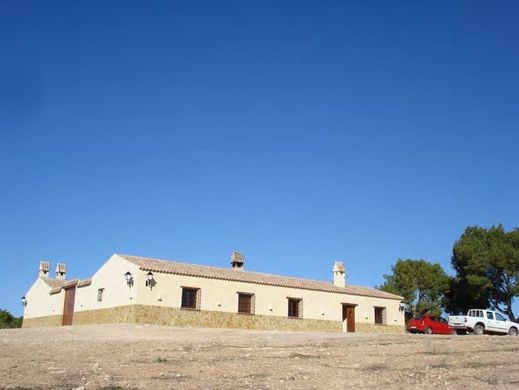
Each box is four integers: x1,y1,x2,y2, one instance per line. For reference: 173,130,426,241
125,271,134,287
399,301,406,312
145,271,154,289
21,296,27,306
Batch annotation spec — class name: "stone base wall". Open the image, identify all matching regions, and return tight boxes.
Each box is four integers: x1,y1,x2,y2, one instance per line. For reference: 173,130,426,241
355,323,405,334
133,305,342,332
71,305,341,332
22,315,63,328
23,305,406,334
73,305,137,325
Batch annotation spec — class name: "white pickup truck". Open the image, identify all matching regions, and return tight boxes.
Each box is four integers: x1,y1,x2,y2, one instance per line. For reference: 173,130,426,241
448,309,519,336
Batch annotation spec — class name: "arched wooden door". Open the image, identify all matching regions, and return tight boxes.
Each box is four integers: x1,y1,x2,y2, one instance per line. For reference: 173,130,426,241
62,287,76,326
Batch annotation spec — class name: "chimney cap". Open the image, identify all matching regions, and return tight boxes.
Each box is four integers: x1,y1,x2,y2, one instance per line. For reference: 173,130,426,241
39,260,50,272
55,262,67,280
39,260,51,278
56,263,67,274
332,261,345,273
231,251,245,269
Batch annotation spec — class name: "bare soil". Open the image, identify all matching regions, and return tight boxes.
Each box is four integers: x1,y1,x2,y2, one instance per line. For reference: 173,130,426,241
1,324,519,389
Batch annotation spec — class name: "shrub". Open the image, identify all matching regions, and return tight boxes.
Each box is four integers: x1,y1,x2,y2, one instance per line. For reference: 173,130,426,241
0,309,22,329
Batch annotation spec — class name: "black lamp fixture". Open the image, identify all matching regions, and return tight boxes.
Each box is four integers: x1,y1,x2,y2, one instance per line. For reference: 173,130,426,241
125,271,134,287
21,296,27,306
146,271,154,288
399,301,405,312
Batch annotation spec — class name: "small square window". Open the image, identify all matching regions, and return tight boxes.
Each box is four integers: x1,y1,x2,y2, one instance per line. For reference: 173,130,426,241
238,293,254,314
97,288,104,302
374,307,386,324
288,298,302,318
181,287,200,309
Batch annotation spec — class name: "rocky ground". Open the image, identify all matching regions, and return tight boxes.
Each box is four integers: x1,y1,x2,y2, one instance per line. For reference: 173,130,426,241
1,324,519,389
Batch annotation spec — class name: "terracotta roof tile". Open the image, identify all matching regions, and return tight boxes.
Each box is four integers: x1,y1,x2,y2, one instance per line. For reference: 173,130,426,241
40,277,67,289
46,278,92,294
119,254,402,300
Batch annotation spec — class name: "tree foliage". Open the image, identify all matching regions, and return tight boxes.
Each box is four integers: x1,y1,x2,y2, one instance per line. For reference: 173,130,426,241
380,259,449,317
447,225,519,320
0,309,22,329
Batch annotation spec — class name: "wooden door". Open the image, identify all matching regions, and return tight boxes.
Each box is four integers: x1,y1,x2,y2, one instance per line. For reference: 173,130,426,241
342,304,356,333
62,287,76,326
347,306,355,333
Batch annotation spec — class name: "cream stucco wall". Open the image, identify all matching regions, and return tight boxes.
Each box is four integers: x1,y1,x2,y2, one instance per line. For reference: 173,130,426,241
74,254,141,312
23,278,64,319
132,266,404,327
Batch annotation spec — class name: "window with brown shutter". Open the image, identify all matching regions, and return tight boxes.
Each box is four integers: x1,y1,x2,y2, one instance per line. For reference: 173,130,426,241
238,293,253,314
181,287,199,309
374,307,385,324
288,298,302,318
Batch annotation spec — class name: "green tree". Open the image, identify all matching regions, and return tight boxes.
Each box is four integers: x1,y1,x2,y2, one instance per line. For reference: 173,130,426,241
448,225,519,320
0,309,22,329
380,259,449,317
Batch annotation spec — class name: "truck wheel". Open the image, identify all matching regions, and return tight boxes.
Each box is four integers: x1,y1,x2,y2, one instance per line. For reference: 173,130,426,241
508,327,518,336
424,327,433,335
473,324,485,335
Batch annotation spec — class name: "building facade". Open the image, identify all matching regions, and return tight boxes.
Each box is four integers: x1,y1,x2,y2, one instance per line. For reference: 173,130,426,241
22,253,405,333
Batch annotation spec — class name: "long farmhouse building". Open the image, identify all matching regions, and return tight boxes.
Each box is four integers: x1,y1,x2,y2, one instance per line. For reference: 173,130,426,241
22,252,405,333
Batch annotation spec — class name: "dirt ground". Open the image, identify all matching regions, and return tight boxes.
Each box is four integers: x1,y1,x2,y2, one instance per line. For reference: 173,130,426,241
1,324,519,389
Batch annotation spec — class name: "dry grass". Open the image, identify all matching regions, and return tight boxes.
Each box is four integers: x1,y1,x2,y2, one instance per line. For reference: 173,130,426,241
1,324,519,389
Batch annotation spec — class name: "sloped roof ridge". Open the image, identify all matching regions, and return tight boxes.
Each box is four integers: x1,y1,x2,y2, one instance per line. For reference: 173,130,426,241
40,276,67,288
42,277,92,294
120,253,336,284
117,253,402,300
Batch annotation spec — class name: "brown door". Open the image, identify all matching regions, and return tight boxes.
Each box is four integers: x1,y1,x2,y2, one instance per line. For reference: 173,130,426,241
62,287,76,326
342,304,356,333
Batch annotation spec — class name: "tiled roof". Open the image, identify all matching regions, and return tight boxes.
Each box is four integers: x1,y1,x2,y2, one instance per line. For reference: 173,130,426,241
119,254,403,300
42,277,92,294
41,277,67,289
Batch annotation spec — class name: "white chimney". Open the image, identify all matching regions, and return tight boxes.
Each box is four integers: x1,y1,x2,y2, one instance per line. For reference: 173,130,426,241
332,261,346,288
38,260,50,278
55,263,67,280
230,251,244,270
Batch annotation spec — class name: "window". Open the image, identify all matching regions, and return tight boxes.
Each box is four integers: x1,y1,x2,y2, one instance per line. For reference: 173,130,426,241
238,293,254,314
288,298,302,318
181,287,200,309
487,312,494,320
97,288,104,302
374,307,386,325
496,313,506,321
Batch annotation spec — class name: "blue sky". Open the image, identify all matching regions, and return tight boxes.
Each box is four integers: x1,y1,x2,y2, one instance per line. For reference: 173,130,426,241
1,1,518,317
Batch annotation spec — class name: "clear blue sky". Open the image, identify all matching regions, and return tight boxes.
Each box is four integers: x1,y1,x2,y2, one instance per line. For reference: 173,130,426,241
1,1,518,317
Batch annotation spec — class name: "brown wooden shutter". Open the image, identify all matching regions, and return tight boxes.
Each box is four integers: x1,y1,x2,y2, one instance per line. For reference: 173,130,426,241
181,288,198,309
288,298,301,318
375,307,384,324
238,293,252,314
